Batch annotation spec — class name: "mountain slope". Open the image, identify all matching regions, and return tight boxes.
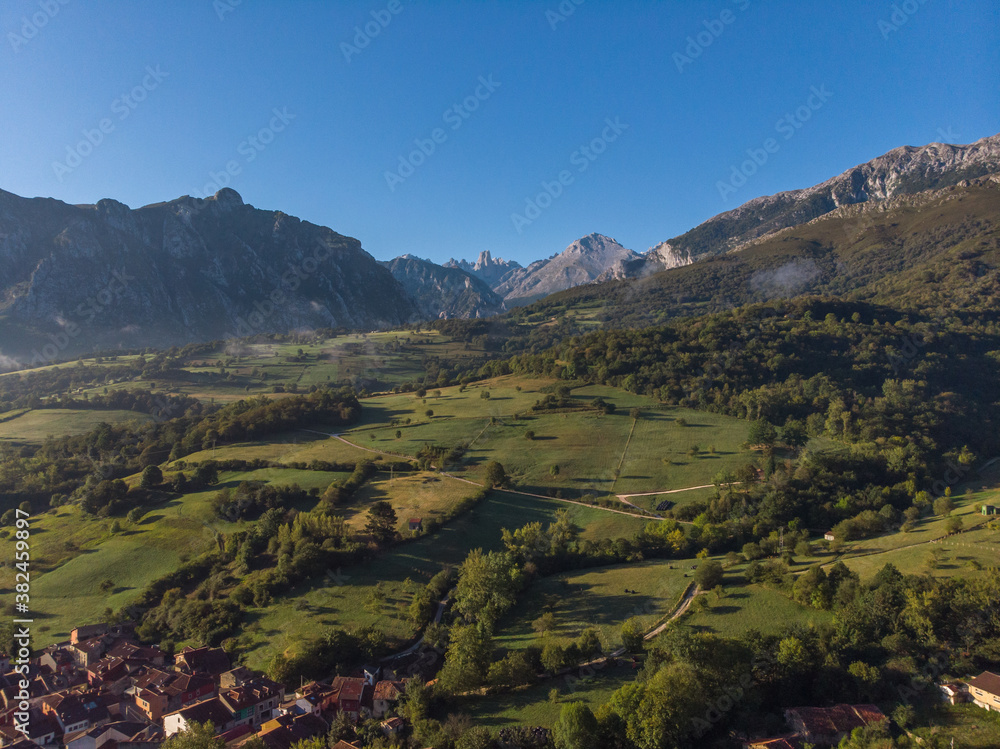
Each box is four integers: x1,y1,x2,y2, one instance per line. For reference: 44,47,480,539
512,177,1000,328
380,255,505,319
664,133,1000,260
0,188,416,360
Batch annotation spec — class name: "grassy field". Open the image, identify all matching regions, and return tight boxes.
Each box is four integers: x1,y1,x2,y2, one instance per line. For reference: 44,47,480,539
455,663,637,729
0,408,154,443
833,473,1000,580
170,431,375,467
71,331,483,403
909,702,1000,748
240,489,653,670
495,560,692,653
341,377,755,500
1,494,219,644
681,581,834,638
0,466,360,646
343,472,480,533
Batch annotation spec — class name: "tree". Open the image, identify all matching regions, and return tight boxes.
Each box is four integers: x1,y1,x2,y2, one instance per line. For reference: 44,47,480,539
542,642,568,673
532,612,556,634
782,418,809,448
140,465,163,488
193,462,218,486
483,461,506,489
164,721,225,749
127,507,144,523
694,559,723,590
455,727,494,749
747,419,778,447
621,617,644,653
933,496,954,517
618,662,708,749
552,702,600,749
437,623,493,693
365,501,397,545
525,430,535,440
454,549,524,627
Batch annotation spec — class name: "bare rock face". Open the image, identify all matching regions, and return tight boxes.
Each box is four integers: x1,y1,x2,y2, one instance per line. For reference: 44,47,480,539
0,189,417,359
381,254,505,319
444,250,522,287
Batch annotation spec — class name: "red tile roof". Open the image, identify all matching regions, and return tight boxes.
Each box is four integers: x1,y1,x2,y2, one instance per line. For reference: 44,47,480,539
330,677,365,702
786,704,886,737
372,680,405,702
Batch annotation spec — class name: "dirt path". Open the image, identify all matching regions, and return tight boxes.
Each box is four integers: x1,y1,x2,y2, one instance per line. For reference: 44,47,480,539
301,428,404,459
617,483,728,499
609,417,638,494
438,471,663,520
645,584,700,640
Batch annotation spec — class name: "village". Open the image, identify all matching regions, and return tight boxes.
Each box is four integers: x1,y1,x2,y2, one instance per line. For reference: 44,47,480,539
0,622,413,749
0,620,997,749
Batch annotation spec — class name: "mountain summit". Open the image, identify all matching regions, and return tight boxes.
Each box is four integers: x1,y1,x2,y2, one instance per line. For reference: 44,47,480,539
444,250,521,287
492,233,642,305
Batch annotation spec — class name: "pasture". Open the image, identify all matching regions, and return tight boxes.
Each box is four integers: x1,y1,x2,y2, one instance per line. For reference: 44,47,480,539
0,408,154,443
494,559,692,652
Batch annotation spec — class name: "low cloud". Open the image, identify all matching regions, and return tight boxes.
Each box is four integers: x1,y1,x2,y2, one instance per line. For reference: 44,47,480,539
750,259,821,298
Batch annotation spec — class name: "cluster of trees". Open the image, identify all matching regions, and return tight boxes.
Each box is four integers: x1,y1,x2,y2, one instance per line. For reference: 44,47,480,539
169,388,361,459
318,460,377,512
0,386,361,513
212,481,314,521
520,562,1000,749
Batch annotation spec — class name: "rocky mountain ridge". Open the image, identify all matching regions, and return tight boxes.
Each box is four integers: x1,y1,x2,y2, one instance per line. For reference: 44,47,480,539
0,188,416,361
380,255,505,320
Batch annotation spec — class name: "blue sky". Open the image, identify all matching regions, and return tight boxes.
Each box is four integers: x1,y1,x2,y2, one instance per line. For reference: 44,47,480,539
1,0,997,266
